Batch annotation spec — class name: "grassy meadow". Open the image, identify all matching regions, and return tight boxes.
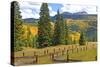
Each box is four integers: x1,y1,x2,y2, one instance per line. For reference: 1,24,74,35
13,43,97,65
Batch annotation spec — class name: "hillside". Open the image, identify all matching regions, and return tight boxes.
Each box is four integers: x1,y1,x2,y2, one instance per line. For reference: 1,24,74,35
66,19,97,41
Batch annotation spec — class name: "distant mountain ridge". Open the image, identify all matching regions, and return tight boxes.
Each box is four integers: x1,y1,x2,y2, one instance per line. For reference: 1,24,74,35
51,11,97,21
23,18,39,23
23,11,97,23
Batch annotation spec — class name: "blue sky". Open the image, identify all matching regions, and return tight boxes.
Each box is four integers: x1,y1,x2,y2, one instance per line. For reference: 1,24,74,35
19,2,97,19
48,3,63,12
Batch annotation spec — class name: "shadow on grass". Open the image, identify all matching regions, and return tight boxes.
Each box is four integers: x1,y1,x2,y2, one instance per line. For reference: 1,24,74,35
53,58,82,63
67,59,82,62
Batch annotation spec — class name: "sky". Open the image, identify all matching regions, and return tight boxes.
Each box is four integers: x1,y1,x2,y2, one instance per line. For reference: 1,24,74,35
19,1,97,19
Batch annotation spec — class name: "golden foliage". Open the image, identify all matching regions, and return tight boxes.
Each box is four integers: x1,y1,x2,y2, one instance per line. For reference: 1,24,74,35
30,26,38,36
21,24,38,40
66,19,89,29
68,32,80,42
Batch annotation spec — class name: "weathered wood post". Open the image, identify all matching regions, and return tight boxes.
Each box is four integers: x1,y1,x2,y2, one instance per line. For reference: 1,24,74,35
63,47,66,54
84,46,86,51
47,49,48,54
64,47,66,51
23,52,25,56
57,52,59,56
51,53,54,60
44,50,46,55
76,47,78,53
54,48,55,53
71,45,73,49
84,47,86,50
71,48,73,53
80,47,82,51
95,56,97,61
59,48,60,51
66,50,69,62
72,45,74,53
82,47,84,51
62,50,64,55
35,55,38,64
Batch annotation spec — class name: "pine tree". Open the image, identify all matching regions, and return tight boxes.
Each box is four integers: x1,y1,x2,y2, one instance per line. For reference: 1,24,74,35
53,10,65,45
59,15,66,44
12,1,23,51
65,21,69,45
38,3,52,48
79,32,86,45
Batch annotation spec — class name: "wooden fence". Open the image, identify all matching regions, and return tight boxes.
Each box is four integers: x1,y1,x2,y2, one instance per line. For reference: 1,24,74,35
13,43,97,65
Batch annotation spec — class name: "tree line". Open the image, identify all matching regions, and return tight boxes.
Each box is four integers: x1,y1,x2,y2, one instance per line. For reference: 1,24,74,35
38,3,86,48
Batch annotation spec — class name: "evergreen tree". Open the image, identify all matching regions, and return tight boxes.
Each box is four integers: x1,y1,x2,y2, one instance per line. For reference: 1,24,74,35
79,32,86,45
65,22,69,45
59,15,66,44
38,3,52,48
13,1,23,51
53,10,65,45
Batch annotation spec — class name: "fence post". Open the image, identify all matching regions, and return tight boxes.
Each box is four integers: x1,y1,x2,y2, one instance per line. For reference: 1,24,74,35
83,47,85,51
80,47,82,51
47,49,48,54
23,52,25,56
62,50,64,55
72,45,73,49
35,55,38,64
76,48,78,53
71,48,73,53
84,47,86,51
51,53,54,60
95,56,97,60
59,48,60,51
54,48,55,53
57,52,59,56
64,47,66,51
66,50,69,62
44,50,46,55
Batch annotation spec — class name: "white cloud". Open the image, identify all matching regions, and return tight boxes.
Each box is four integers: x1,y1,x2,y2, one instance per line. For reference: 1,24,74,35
19,2,57,19
85,6,97,14
19,1,97,19
49,6,57,16
61,4,97,14
50,11,57,16
21,10,40,19
48,6,52,11
19,2,42,10
19,2,42,19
